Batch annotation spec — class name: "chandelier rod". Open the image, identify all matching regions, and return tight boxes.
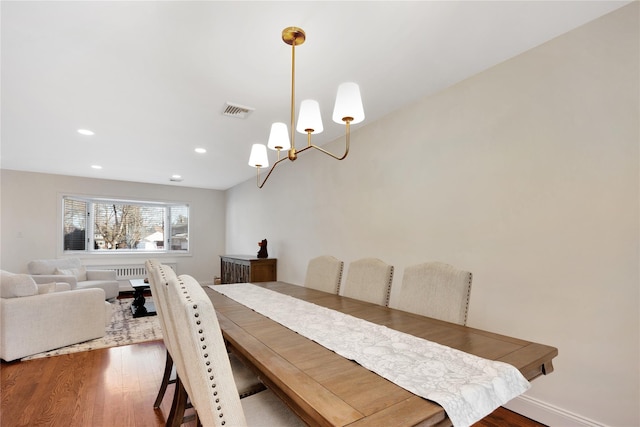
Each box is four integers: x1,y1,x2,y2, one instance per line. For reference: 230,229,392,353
290,33,296,156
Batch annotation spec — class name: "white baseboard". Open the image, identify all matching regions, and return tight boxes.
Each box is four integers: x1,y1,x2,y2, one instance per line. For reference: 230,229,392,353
505,395,606,427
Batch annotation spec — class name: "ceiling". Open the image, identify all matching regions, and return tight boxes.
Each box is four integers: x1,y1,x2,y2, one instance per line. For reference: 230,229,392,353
1,1,630,190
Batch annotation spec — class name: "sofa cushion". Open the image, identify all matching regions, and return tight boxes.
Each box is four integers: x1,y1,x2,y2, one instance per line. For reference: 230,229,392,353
0,273,38,298
54,266,87,282
76,280,120,300
37,282,57,294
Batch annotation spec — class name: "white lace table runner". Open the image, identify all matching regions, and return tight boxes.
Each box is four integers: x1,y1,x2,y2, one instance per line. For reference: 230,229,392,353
209,283,530,427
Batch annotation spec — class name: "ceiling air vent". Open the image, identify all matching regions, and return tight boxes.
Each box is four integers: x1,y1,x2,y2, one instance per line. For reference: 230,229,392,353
222,102,254,119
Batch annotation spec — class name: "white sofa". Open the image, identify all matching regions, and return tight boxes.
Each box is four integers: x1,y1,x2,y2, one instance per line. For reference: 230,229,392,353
0,270,113,361
28,258,119,300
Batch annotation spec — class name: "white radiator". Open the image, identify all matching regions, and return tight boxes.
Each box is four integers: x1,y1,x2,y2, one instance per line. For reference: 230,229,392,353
86,263,177,292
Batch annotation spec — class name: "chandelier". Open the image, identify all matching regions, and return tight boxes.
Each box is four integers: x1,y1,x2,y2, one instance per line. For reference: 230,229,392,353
248,27,365,188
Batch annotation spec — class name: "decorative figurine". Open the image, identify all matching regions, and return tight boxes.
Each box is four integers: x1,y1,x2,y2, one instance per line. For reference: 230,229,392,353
257,239,268,258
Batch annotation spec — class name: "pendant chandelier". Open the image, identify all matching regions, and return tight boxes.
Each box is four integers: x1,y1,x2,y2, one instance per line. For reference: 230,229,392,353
248,27,365,188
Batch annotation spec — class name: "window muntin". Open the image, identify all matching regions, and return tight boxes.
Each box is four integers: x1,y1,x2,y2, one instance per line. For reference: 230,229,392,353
62,196,189,253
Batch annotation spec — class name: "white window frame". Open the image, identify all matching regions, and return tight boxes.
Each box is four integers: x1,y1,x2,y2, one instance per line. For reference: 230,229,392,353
61,195,190,254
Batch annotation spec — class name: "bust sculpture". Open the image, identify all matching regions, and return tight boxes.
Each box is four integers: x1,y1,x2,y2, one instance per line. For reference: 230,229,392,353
257,239,268,258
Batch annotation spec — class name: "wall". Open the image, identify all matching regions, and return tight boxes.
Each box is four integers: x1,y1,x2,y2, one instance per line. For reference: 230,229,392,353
225,5,639,426
0,170,226,284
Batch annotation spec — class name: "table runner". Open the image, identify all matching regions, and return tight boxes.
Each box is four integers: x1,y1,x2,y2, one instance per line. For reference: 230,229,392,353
210,283,530,427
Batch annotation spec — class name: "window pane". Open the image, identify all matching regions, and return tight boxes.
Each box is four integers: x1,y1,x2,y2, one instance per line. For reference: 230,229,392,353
93,203,165,251
62,195,188,254
63,198,87,250
170,205,189,251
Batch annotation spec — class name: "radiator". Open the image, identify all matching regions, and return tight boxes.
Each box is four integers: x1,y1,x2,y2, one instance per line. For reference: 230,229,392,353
86,263,177,292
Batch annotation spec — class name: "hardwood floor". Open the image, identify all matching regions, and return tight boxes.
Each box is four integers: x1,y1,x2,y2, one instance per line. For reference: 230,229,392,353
1,341,546,427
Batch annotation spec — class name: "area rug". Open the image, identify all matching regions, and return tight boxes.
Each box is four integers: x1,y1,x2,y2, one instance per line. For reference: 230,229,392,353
21,298,163,361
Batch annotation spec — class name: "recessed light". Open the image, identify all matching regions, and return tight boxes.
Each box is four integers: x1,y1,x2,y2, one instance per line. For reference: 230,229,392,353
78,129,95,136
195,148,207,154
91,165,102,169
170,175,183,182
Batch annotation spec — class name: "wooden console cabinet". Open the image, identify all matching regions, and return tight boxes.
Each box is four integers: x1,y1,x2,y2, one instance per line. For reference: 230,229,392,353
220,255,277,284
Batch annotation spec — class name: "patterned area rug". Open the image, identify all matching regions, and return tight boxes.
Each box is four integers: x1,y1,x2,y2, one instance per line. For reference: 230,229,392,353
21,298,163,361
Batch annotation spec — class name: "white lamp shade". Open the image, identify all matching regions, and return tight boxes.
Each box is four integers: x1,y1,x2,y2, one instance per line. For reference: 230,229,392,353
332,82,364,124
248,144,269,168
296,99,324,134
267,122,291,150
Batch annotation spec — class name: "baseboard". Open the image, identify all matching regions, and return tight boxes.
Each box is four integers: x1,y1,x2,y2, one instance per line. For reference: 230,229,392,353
505,395,606,427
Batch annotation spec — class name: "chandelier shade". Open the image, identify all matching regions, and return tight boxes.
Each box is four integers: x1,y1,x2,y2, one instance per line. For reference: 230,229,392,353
297,99,324,134
248,26,364,188
267,122,291,151
333,82,365,124
248,144,269,168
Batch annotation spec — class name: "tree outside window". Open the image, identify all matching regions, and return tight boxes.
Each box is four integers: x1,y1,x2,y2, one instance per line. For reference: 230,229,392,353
63,196,189,253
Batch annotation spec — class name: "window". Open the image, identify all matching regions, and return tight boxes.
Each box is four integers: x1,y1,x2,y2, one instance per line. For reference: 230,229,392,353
63,196,189,253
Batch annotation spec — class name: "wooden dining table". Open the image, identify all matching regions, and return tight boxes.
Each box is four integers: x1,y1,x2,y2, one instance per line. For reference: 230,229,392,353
205,281,557,427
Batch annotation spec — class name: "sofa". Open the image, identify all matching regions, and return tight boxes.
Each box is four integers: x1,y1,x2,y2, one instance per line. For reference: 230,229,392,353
0,270,113,361
27,258,119,300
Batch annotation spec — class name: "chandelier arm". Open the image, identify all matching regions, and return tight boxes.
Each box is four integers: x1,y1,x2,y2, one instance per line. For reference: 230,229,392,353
308,120,352,160
256,156,289,189
309,144,349,161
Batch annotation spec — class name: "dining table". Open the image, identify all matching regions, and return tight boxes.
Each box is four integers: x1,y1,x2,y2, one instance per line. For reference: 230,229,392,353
205,281,557,427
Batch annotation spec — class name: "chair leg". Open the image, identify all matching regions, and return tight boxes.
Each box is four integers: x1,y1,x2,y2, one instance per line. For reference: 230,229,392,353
154,349,174,408
167,376,188,427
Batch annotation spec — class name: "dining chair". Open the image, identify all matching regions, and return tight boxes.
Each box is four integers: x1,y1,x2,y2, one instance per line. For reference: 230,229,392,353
145,259,175,409
148,262,195,426
392,261,473,325
148,262,266,426
166,273,304,426
341,257,394,306
303,255,344,294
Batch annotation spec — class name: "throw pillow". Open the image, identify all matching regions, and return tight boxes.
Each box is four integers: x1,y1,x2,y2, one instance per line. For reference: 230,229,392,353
54,266,87,281
0,273,38,298
37,282,57,294
76,266,88,281
54,267,73,276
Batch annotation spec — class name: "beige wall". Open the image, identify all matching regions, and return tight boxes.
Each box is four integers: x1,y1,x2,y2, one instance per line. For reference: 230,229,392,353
225,5,639,426
0,170,226,284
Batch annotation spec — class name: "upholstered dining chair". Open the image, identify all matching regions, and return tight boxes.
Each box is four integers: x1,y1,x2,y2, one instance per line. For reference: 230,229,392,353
392,261,473,325
166,273,304,426
341,258,394,306
145,259,175,409
148,262,265,427
148,261,194,426
303,255,344,294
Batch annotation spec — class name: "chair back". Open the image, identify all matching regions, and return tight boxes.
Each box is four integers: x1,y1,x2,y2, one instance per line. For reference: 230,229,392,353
342,258,394,306
304,255,344,294
394,262,472,325
145,260,171,352
166,274,247,426
151,263,189,395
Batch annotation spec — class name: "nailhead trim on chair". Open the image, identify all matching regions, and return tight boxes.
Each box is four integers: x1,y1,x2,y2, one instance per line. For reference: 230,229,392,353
177,277,228,426
462,272,473,326
336,262,344,295
384,265,394,307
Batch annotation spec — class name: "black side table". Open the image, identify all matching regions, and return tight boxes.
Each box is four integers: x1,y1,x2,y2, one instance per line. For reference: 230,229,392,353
129,279,157,318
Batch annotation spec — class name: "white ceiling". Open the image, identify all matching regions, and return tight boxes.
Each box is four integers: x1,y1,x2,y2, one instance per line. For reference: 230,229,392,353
1,1,630,190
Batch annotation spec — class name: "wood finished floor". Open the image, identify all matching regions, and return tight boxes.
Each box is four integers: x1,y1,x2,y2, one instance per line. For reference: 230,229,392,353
1,340,546,427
